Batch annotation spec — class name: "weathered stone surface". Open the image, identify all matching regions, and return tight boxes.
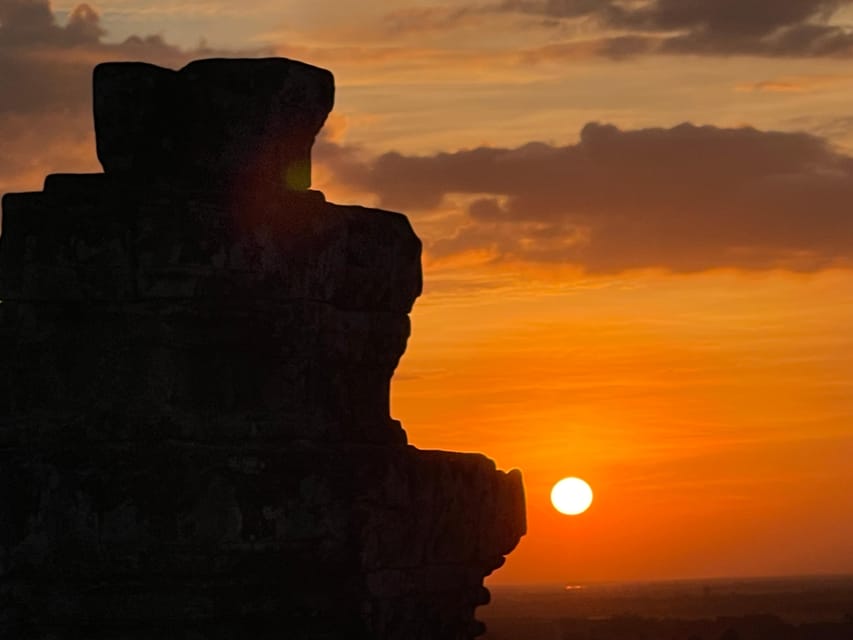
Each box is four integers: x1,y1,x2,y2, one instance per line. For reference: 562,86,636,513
0,443,524,639
94,58,335,189
0,178,421,312
0,58,525,640
0,300,410,445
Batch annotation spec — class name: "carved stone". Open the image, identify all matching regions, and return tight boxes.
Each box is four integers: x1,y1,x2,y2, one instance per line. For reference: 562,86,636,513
0,58,525,640
93,58,335,190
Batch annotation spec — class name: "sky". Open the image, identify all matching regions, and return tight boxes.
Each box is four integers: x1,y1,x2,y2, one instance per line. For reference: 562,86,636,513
2,0,853,585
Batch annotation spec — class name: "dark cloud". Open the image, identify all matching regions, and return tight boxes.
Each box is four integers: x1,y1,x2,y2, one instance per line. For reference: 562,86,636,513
614,0,844,35
317,123,853,273
499,0,853,58
0,0,269,195
0,0,265,116
0,0,104,46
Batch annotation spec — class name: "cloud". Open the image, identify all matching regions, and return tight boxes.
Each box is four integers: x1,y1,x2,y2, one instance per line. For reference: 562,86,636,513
0,0,268,115
496,0,853,58
317,122,853,273
267,1,853,72
0,0,270,195
735,74,852,93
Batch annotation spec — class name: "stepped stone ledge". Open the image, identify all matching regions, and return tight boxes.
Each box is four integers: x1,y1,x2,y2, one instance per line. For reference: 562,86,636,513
0,57,526,640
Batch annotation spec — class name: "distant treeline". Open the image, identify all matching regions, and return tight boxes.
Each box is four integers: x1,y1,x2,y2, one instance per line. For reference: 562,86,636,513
484,613,853,640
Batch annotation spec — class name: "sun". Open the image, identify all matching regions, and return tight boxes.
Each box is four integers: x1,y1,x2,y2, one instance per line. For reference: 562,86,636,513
551,477,594,516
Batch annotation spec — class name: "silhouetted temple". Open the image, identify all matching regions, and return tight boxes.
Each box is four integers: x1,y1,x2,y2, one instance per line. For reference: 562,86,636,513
0,58,526,639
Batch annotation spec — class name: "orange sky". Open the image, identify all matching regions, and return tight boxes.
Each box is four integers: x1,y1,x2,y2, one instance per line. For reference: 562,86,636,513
3,0,853,584
388,267,853,582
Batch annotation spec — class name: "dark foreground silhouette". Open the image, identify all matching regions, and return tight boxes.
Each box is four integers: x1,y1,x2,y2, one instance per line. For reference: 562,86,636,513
0,58,526,640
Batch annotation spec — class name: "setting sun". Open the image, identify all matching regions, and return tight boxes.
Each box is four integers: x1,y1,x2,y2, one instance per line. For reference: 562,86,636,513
551,477,594,516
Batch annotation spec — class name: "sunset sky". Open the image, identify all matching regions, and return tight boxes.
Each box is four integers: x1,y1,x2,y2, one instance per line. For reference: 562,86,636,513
2,0,853,584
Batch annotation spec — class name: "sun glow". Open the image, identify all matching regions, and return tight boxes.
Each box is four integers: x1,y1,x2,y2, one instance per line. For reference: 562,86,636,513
551,477,594,516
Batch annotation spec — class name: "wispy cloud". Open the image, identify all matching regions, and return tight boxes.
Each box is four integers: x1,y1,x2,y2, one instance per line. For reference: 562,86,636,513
735,74,853,93
496,0,853,58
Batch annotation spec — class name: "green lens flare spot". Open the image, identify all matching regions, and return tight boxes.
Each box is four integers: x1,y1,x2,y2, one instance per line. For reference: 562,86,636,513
283,159,311,190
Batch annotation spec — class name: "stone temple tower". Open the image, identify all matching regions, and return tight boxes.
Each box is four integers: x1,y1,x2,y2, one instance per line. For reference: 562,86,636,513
0,58,526,640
